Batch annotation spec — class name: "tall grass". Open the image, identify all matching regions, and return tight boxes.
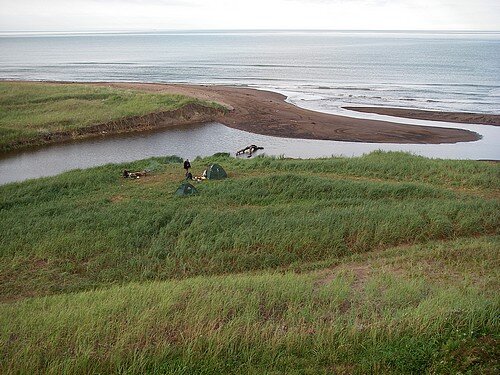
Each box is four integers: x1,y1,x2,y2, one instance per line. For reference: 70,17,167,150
215,151,500,191
1,152,499,373
0,152,498,301
0,82,223,151
1,236,498,374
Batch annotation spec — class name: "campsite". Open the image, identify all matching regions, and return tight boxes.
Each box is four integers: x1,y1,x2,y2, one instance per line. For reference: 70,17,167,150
1,151,498,374
1,6,499,372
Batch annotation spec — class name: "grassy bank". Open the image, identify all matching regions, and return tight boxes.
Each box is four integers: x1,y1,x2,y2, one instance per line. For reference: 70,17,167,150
0,82,223,151
1,152,499,373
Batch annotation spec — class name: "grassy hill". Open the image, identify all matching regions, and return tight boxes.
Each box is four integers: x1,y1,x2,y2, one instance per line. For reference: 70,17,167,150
0,151,499,374
0,82,223,151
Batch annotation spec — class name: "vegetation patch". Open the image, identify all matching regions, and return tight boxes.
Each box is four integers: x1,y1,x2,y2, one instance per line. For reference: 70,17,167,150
0,82,225,151
0,151,498,373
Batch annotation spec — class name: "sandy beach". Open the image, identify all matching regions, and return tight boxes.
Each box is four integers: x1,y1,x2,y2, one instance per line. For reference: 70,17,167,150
88,82,483,144
9,80,495,146
344,107,500,127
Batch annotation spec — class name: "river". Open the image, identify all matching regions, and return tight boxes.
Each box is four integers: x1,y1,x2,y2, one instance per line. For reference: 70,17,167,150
0,111,498,185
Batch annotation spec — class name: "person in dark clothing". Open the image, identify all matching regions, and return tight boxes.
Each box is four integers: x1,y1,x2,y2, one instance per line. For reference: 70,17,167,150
184,159,191,177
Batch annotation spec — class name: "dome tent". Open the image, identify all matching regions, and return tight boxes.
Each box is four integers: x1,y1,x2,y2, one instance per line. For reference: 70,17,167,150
175,182,198,196
206,164,227,180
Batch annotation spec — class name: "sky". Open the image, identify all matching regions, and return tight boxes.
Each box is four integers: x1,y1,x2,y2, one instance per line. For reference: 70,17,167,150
0,0,499,32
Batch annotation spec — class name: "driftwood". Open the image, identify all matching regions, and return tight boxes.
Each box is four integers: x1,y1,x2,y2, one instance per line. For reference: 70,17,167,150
236,144,264,158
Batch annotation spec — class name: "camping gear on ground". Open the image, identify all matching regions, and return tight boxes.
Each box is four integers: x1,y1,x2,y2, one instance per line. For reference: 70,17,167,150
123,170,147,179
206,164,227,180
175,182,198,196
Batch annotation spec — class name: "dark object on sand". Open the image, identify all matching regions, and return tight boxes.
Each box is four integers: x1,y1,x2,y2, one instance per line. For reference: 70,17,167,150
206,164,227,180
175,182,198,196
123,170,147,179
236,145,264,158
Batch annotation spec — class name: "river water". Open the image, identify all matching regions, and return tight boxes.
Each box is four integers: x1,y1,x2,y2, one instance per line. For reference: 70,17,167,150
0,116,498,185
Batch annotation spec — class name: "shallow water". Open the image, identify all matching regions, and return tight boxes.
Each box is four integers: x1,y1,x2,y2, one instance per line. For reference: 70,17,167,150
0,117,498,185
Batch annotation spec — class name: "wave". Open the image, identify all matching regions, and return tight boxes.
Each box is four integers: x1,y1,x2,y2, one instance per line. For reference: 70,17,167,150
67,62,138,66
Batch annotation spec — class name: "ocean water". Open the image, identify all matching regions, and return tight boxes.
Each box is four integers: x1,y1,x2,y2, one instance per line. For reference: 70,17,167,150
1,30,499,114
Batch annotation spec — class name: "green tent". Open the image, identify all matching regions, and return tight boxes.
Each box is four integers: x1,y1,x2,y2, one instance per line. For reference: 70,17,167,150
175,182,198,196
206,164,227,180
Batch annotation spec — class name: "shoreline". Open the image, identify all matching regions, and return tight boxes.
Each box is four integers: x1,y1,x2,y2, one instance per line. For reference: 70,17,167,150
88,82,483,144
343,106,500,127
2,80,490,150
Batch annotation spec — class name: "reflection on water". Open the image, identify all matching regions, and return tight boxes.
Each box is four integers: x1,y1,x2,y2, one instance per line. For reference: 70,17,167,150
0,120,499,185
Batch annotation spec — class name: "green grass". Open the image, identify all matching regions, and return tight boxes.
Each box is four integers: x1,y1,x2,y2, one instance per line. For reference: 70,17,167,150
0,151,499,374
1,237,498,374
0,82,223,151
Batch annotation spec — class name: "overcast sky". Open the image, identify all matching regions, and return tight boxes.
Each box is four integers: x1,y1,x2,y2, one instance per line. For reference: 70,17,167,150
0,0,499,32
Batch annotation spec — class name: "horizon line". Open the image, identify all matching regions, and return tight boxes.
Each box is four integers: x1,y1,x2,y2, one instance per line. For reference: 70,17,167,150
1,28,500,35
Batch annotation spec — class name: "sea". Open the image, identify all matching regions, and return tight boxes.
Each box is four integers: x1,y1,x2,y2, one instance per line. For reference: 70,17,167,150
1,30,499,115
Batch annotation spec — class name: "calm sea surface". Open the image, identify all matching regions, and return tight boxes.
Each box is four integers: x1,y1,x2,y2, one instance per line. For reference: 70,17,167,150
1,30,499,113
0,31,499,183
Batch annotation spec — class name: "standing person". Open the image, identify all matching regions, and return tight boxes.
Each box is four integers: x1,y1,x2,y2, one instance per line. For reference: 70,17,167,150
183,159,191,177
